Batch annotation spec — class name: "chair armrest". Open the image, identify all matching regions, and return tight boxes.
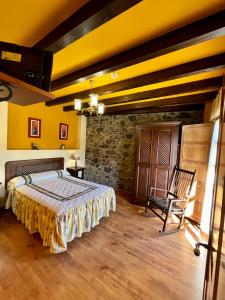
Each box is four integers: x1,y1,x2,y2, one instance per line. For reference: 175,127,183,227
147,186,168,198
168,198,188,210
168,191,178,198
170,199,187,203
147,187,168,193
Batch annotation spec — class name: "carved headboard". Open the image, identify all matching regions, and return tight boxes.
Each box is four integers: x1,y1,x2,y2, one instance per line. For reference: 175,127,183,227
5,157,64,186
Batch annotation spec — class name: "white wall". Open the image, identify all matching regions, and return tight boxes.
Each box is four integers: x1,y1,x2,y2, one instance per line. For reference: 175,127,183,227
0,102,86,206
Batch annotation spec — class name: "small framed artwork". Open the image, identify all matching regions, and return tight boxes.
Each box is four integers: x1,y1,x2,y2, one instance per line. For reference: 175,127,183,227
59,123,68,140
28,117,41,138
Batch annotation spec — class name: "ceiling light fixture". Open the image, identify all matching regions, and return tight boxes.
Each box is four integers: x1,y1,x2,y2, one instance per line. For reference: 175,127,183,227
74,80,104,116
111,71,119,79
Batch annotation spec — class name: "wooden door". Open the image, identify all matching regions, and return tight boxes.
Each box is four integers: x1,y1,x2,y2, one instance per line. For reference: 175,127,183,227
216,173,225,300
152,125,179,197
180,123,213,223
212,162,225,300
134,123,179,204
202,96,225,299
135,125,154,202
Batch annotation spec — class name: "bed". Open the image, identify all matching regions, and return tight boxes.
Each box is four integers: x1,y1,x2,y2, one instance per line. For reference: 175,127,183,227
5,158,116,253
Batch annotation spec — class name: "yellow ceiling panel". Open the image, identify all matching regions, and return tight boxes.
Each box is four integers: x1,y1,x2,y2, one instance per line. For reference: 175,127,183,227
0,0,88,46
1,0,224,106
53,36,225,98
53,0,225,80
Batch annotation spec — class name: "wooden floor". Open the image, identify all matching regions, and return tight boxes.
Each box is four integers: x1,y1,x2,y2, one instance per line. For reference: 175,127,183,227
0,193,206,300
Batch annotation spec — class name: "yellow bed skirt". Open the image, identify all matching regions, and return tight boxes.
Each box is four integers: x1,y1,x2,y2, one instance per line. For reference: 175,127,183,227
12,189,116,253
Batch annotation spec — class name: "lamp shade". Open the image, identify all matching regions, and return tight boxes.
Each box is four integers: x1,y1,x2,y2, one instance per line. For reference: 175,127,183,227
72,154,80,160
74,99,81,111
98,103,105,115
90,94,98,107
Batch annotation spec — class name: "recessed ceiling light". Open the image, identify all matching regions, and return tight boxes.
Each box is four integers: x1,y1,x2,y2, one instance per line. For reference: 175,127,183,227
111,71,119,79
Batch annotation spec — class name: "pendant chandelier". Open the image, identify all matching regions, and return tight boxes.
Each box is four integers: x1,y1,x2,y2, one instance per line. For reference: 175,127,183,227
74,80,104,116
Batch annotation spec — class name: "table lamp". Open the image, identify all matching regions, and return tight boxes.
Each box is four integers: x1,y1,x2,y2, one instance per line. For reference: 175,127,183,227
73,154,80,168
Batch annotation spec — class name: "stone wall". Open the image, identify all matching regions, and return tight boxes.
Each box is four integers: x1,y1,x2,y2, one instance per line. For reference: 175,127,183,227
85,111,203,191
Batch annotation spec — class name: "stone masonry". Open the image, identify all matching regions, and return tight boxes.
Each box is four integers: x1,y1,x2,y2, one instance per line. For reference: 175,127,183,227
84,111,203,191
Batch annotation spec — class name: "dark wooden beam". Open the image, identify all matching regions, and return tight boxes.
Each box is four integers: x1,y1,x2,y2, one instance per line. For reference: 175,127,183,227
62,78,219,111
51,9,225,90
97,76,222,105
34,0,142,53
104,92,216,114
104,103,205,115
63,91,216,112
48,53,225,106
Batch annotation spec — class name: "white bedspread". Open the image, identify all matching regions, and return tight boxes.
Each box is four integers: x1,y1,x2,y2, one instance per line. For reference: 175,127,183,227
7,171,116,216
6,171,116,253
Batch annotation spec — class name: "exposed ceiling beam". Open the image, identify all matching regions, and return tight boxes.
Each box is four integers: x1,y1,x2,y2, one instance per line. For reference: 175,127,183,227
103,103,205,115
62,76,221,110
104,92,216,114
101,77,221,105
34,0,142,53
47,53,225,106
51,9,225,90
63,91,216,112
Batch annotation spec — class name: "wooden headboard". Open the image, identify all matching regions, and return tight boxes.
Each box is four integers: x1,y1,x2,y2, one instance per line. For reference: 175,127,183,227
5,157,64,186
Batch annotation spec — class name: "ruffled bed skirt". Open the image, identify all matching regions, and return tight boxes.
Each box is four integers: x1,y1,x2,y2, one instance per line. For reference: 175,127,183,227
12,190,116,253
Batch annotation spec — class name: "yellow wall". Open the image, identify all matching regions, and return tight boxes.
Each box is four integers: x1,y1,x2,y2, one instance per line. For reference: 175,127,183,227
7,102,80,150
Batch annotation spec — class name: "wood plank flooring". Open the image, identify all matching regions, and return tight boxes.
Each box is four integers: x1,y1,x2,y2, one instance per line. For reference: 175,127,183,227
0,193,206,300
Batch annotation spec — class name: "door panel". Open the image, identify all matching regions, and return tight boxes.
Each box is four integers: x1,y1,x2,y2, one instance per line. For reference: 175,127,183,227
180,123,213,223
214,131,225,300
153,127,179,197
182,144,210,163
134,123,179,205
136,166,151,199
156,129,172,166
181,162,208,179
217,216,225,300
192,182,207,221
154,167,170,197
209,164,225,300
134,127,154,202
137,128,153,164
182,123,213,142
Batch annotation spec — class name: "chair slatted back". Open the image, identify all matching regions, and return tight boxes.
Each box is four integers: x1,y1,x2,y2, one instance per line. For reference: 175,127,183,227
168,167,196,200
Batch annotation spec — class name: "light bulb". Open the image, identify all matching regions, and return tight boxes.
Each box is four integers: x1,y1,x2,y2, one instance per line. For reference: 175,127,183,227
111,71,119,79
74,99,81,111
98,103,105,115
90,94,98,107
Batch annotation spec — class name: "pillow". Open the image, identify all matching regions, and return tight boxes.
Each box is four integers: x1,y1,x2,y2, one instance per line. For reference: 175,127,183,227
6,169,70,209
21,169,70,184
8,169,69,188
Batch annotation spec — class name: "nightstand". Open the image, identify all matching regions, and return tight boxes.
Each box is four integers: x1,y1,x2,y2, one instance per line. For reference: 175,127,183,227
67,167,85,179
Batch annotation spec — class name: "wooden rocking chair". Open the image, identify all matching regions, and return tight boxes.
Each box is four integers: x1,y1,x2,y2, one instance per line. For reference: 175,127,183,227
145,167,196,233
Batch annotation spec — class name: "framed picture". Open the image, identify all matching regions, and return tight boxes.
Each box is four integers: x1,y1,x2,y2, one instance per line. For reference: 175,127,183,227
28,117,41,138
59,123,68,140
